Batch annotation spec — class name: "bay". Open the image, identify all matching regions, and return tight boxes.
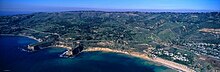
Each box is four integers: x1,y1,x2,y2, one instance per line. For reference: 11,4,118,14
0,35,176,72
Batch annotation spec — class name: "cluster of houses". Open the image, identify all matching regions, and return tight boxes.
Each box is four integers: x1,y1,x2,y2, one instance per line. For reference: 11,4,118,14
153,48,189,62
183,43,220,59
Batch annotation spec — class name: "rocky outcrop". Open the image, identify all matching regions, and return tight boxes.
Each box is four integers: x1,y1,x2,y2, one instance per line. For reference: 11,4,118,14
61,44,84,57
27,45,41,51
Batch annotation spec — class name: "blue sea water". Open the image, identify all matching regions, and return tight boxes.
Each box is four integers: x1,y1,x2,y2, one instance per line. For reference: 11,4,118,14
0,35,176,72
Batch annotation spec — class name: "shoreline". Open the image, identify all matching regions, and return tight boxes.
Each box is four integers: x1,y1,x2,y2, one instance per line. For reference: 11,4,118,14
0,34,42,42
83,47,195,72
0,34,195,72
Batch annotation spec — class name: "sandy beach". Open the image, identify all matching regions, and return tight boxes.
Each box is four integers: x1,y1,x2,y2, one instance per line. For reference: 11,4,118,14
0,34,195,72
83,47,195,72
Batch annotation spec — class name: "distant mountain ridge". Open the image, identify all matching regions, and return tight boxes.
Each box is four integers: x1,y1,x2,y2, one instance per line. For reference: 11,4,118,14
1,7,220,16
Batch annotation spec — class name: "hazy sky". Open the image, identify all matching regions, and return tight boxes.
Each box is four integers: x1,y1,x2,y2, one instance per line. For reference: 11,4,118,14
0,0,220,12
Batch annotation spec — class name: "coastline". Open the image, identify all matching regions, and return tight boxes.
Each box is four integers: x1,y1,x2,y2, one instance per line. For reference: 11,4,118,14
0,34,195,72
0,34,42,42
83,47,195,72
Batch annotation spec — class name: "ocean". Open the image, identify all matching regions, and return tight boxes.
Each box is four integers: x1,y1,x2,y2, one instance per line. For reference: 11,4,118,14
0,35,176,72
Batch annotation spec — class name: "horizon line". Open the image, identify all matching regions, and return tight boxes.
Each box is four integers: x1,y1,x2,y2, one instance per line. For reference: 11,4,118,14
1,8,220,16
1,7,220,12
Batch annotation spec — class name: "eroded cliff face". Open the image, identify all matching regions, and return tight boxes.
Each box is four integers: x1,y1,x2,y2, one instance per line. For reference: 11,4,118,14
62,44,84,57
72,44,84,55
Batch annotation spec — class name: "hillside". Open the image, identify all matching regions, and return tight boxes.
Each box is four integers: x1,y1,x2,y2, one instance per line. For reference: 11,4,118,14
0,11,220,71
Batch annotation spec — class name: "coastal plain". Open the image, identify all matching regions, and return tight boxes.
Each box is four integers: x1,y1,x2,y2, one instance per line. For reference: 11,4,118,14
0,11,220,72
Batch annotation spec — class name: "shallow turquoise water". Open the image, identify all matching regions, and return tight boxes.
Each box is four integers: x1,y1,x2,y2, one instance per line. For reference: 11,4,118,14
0,35,176,72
